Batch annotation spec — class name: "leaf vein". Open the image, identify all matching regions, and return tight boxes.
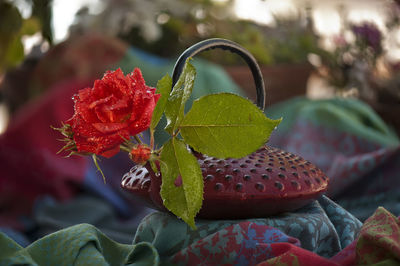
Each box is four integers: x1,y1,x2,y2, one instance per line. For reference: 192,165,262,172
180,124,262,127
171,140,190,214
206,126,226,154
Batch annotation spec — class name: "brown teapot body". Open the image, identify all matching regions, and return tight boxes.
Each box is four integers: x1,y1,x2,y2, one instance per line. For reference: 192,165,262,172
122,145,328,219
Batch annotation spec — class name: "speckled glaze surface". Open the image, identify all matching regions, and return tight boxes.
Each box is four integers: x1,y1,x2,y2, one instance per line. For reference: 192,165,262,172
121,145,329,219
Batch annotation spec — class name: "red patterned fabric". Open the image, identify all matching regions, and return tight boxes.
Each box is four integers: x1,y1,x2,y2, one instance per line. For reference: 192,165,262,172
258,243,337,266
258,207,400,266
356,207,400,264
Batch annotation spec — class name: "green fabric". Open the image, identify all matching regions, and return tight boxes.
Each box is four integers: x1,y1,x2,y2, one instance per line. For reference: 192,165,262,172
266,97,399,147
33,196,144,244
0,224,159,266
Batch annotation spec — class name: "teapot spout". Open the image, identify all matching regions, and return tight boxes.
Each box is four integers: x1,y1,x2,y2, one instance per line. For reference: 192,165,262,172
121,165,154,208
121,163,165,211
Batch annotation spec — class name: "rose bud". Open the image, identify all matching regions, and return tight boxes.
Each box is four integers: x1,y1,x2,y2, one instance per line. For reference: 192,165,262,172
129,144,152,164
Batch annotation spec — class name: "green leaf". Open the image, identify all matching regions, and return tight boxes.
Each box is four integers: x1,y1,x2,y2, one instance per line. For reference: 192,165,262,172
20,17,41,36
180,93,282,158
164,59,196,135
0,2,23,36
4,36,24,69
160,138,203,229
150,74,172,131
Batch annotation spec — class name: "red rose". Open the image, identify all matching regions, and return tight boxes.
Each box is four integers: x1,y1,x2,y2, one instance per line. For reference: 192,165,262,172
67,68,160,158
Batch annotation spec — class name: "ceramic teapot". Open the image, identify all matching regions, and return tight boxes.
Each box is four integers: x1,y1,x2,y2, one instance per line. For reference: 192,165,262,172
121,39,329,219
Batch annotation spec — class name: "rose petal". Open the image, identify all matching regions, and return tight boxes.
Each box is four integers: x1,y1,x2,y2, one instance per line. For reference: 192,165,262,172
77,87,93,101
74,128,129,156
128,96,158,135
74,92,99,123
100,145,120,158
131,68,146,92
101,98,130,123
92,122,127,134
89,94,114,109
103,97,128,111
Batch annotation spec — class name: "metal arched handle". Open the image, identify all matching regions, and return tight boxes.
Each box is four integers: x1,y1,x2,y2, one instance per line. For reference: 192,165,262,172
172,38,266,110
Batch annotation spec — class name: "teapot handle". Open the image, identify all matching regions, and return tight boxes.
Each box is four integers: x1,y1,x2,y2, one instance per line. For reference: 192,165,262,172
172,38,265,110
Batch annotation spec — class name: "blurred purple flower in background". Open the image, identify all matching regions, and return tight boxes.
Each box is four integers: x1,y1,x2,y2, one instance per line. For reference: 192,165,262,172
351,23,382,54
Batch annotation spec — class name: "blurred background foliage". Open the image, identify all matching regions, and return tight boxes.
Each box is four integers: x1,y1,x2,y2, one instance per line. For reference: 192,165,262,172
68,0,321,66
1,0,400,116
0,0,52,72
2,0,399,72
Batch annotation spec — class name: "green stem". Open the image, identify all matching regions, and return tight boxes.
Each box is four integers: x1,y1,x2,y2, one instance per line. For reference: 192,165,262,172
150,160,158,174
134,135,142,144
120,145,131,153
150,129,155,150
172,128,180,138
